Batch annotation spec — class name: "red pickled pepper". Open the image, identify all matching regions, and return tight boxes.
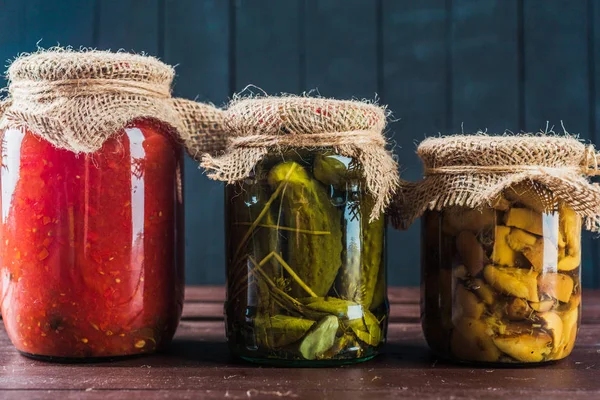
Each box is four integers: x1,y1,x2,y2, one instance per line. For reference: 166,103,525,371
0,119,184,358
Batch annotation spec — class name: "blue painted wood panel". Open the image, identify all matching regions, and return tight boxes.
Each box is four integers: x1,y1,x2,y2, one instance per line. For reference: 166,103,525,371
523,0,595,287
382,0,448,286
451,0,519,133
235,0,302,94
0,0,597,286
163,0,230,284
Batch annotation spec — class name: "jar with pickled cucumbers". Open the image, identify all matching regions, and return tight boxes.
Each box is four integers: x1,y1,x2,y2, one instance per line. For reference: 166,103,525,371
199,97,399,366
422,183,581,364
225,150,387,365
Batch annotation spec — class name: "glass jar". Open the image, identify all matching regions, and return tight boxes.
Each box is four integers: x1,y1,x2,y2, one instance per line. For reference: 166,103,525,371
225,150,387,365
421,183,581,364
0,119,184,360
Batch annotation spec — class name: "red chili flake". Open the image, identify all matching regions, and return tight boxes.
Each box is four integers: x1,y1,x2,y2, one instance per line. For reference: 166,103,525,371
37,248,49,261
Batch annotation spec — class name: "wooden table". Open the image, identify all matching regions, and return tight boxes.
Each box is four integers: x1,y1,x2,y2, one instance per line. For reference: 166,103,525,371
1,287,600,399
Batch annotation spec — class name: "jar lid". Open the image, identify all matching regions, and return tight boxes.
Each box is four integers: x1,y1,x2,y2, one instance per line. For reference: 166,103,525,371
8,49,174,86
418,135,587,170
392,134,600,232
0,48,223,155
200,95,399,220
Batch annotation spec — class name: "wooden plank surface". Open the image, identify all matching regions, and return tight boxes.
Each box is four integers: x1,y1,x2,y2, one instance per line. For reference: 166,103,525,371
1,287,600,399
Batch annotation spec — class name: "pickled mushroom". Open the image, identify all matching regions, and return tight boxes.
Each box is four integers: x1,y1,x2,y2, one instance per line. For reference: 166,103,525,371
505,297,531,321
453,285,485,321
443,208,495,236
559,205,581,257
491,226,517,267
450,318,501,362
453,264,468,280
456,231,486,276
421,185,582,365
504,208,544,236
529,300,555,313
506,228,538,252
539,312,563,352
467,278,496,305
556,307,579,358
521,238,558,272
538,273,574,303
483,265,539,302
557,255,580,272
493,331,552,362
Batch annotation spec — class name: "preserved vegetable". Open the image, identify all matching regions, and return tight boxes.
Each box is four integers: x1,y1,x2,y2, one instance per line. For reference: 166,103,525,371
225,150,387,365
422,184,581,363
0,119,184,360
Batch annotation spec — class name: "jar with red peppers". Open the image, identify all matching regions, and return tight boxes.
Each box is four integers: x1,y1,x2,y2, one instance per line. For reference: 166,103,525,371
0,50,207,360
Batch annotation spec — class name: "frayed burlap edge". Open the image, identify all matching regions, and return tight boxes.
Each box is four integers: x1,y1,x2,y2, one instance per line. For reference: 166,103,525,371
391,134,600,232
0,48,226,155
199,95,400,221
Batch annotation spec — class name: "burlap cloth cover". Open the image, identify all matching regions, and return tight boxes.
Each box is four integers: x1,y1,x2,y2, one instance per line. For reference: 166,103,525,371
0,49,226,155
198,96,400,220
392,135,600,231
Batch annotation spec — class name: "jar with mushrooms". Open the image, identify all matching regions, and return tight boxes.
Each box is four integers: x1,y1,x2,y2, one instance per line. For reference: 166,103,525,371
421,183,581,364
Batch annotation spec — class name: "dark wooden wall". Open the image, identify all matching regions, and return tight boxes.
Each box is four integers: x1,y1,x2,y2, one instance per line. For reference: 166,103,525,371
1,0,599,287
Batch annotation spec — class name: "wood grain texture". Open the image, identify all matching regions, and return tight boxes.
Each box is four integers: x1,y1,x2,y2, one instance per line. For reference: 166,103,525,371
382,0,448,286
592,0,600,289
451,0,519,133
0,0,21,88
95,0,161,55
304,0,378,99
235,0,302,94
1,288,600,398
20,0,95,50
0,1,598,291
163,0,230,284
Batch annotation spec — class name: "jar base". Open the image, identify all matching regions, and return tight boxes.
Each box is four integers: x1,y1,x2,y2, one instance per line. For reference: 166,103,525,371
18,350,148,364
428,350,563,368
238,353,378,367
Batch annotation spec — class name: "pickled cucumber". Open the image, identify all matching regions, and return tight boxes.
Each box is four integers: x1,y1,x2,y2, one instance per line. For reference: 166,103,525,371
298,315,339,360
255,315,315,348
336,200,384,309
227,150,387,363
268,161,343,297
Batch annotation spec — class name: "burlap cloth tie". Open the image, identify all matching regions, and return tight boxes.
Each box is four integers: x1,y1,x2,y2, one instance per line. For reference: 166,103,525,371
197,96,400,220
391,135,600,231
0,49,226,156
